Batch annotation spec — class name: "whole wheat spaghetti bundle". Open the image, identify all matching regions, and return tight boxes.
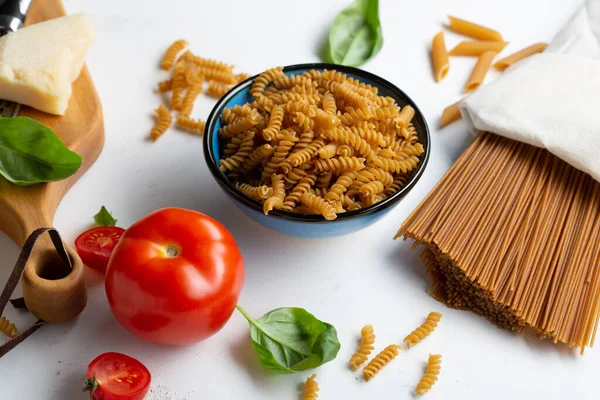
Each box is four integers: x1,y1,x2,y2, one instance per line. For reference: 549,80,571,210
395,133,600,354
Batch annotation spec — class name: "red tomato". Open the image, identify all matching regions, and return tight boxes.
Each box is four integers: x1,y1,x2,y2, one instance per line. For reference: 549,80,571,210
83,352,151,400
105,208,244,345
75,227,126,273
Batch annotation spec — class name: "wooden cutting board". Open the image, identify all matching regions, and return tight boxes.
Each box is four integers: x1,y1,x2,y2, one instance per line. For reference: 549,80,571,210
0,0,104,322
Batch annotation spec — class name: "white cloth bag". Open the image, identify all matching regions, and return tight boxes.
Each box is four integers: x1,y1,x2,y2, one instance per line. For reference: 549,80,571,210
459,0,600,182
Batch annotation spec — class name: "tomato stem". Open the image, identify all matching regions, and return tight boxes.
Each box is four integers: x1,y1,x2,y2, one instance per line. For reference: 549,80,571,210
165,244,180,258
82,374,99,399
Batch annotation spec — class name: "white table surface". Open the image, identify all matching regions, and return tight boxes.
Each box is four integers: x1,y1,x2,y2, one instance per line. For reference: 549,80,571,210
1,0,595,398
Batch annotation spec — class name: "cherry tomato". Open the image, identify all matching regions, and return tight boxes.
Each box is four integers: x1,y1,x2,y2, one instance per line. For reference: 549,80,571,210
75,227,126,273
83,352,151,400
105,208,244,345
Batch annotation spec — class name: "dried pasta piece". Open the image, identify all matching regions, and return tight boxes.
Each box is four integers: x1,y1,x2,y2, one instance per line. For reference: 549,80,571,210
251,66,284,98
222,104,253,124
384,176,408,197
220,109,261,138
262,133,298,180
440,99,463,128
315,156,366,175
449,40,509,56
157,79,172,92
316,171,333,188
283,138,325,172
318,143,339,159
171,61,188,110
323,91,337,115
220,132,255,172
431,32,450,82
161,39,188,70
447,16,503,41
282,174,317,211
335,81,371,111
303,374,319,400
321,128,376,162
314,109,340,131
301,192,337,220
349,324,376,370
360,180,385,197
235,72,251,83
264,174,285,214
181,51,234,72
363,344,402,381
235,182,273,201
150,104,172,141
223,134,244,157
181,82,203,116
238,144,276,175
294,130,315,152
416,354,442,395
395,105,416,129
263,105,285,141
373,155,420,174
493,43,548,71
404,312,442,347
340,106,373,126
176,115,205,135
337,144,354,157
206,81,231,99
465,51,496,93
325,172,356,202
0,316,17,338
294,112,315,132
347,122,387,147
285,101,317,118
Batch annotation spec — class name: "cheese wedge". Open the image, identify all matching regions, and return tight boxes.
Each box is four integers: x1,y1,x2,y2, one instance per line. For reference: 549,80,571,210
0,14,95,116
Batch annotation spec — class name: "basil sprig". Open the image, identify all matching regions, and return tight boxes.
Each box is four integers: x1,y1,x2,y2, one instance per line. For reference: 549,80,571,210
237,306,341,374
93,206,117,227
325,0,383,67
0,117,82,186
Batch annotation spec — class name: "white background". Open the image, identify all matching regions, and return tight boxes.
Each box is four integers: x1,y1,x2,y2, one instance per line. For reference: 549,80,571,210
0,0,595,399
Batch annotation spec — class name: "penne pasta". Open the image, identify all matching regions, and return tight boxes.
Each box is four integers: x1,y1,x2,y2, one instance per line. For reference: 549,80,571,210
493,43,548,71
431,32,449,82
449,40,508,57
464,51,496,93
440,99,464,128
447,16,504,41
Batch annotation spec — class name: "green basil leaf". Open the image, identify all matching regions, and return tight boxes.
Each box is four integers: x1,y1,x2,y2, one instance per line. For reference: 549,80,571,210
326,0,383,67
93,206,117,226
0,117,82,186
237,306,341,374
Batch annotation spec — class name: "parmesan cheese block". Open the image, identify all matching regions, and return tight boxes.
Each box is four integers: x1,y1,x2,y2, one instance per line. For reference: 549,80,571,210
0,13,95,116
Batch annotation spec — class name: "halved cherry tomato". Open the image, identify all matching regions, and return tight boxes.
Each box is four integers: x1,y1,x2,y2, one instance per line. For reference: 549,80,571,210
83,352,151,400
105,208,244,345
75,227,125,273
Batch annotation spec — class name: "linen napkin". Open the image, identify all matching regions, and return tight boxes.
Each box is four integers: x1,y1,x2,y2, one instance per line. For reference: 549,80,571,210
459,0,600,183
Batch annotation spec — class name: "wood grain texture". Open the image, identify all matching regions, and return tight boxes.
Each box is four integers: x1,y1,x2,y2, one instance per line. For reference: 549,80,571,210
0,0,104,245
0,0,103,322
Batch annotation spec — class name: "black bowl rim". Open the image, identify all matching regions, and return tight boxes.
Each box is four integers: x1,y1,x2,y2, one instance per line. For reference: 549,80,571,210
203,62,431,224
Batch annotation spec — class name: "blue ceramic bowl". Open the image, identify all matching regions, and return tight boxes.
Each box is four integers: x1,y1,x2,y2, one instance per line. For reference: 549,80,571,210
203,63,430,238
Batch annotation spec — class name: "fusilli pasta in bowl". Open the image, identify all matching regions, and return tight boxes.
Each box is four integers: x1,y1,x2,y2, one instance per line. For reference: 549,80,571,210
203,63,430,238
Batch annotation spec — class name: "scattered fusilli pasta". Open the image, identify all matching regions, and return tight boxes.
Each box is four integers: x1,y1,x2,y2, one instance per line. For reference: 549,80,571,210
0,316,17,339
363,344,402,381
404,312,442,347
349,324,376,370
150,104,172,141
303,374,319,400
416,354,442,395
